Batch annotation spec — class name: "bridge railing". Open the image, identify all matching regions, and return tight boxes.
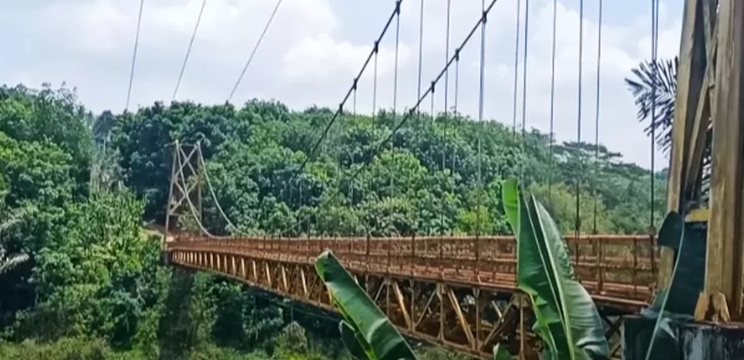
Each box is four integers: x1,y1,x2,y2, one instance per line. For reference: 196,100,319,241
168,234,659,303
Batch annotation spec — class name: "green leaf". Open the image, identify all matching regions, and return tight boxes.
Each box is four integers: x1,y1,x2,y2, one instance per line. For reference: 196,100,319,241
340,320,369,360
315,251,418,360
502,178,609,360
492,344,511,360
644,211,691,360
502,178,520,238
503,180,564,357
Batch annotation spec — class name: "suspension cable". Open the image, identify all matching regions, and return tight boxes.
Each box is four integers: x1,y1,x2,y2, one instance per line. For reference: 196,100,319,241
441,0,452,239
389,2,401,237
477,0,487,240
592,0,604,234
454,48,460,114
284,1,402,188
372,47,381,235
649,0,660,232
511,0,523,137
420,3,428,237
520,0,531,182
126,0,145,111
417,0,425,102
228,0,284,102
444,0,452,115
548,0,558,199
197,145,238,233
452,10,460,237
280,0,499,236
176,144,222,238
173,0,207,101
574,0,585,239
430,83,436,236
349,86,358,234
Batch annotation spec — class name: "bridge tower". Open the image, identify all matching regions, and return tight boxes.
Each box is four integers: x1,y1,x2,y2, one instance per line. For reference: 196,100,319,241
665,0,744,321
163,140,204,250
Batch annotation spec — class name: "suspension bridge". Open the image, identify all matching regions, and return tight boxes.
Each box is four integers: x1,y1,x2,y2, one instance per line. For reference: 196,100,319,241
147,0,741,358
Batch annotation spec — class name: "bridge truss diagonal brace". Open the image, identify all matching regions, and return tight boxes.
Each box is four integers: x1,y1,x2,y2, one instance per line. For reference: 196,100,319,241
167,243,643,360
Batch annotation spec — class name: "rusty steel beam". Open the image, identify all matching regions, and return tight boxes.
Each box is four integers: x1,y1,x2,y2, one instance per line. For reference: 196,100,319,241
168,244,643,359
169,234,657,307
166,233,656,359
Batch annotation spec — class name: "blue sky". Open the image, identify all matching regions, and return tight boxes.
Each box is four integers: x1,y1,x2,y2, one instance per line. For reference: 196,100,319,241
0,0,683,168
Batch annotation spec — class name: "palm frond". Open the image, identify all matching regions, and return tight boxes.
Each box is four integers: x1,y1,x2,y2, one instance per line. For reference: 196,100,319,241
0,252,29,275
0,206,30,234
626,56,715,206
625,57,679,153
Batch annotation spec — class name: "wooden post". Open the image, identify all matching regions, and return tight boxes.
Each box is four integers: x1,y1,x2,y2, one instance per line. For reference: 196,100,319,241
701,0,744,322
663,0,709,289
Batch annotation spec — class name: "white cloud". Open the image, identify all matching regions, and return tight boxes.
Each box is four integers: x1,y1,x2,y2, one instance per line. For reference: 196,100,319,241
0,0,682,169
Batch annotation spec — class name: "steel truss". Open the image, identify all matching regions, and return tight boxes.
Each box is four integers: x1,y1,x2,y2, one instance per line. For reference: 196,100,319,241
169,245,636,359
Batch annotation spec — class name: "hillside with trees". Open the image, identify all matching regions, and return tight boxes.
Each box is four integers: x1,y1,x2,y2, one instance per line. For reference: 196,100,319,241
0,80,666,359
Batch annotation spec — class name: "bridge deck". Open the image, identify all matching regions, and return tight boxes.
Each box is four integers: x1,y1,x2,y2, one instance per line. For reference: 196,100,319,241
169,235,659,358
167,234,658,358
168,234,658,306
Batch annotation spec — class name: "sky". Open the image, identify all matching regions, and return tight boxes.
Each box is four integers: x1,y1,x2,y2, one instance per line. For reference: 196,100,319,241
0,0,683,169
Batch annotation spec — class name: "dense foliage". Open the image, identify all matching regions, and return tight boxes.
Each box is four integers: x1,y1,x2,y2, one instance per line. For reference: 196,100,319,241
0,82,666,359
110,99,666,237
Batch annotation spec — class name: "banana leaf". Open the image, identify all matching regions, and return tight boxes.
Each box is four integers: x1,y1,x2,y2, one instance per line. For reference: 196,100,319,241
315,251,418,360
503,179,565,358
502,178,609,360
644,214,705,318
340,320,369,360
643,211,695,360
492,344,511,360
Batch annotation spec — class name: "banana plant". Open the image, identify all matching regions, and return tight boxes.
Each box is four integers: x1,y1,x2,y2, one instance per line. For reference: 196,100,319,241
501,178,609,360
641,211,704,360
315,250,417,360
315,251,514,360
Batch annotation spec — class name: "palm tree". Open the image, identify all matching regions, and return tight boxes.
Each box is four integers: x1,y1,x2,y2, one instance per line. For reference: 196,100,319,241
0,208,29,275
624,57,679,154
626,57,713,205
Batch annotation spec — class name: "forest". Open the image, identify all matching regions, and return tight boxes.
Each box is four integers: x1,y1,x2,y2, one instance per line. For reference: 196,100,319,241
0,76,666,359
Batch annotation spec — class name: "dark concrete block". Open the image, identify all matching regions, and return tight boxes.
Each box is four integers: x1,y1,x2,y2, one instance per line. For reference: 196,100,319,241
623,315,744,360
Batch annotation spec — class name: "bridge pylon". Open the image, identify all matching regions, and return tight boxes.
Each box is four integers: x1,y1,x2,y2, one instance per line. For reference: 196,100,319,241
163,140,204,254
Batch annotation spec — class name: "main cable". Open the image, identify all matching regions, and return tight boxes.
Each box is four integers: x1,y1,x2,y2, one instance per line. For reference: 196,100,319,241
283,1,403,189
227,0,284,102
173,0,207,101
280,0,500,236
126,0,145,111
